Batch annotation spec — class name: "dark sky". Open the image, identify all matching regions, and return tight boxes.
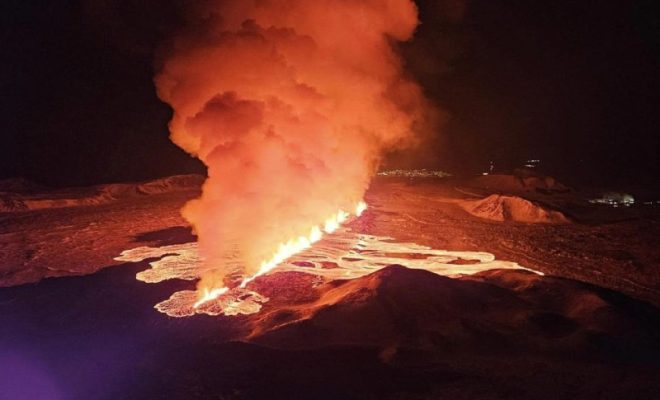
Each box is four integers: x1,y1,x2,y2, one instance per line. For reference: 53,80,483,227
1,0,659,187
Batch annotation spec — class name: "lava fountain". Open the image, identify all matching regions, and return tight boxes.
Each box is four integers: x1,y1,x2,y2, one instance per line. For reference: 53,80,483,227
194,201,367,308
154,1,435,302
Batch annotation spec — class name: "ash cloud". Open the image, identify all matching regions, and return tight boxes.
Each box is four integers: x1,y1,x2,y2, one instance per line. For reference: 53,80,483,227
154,0,437,285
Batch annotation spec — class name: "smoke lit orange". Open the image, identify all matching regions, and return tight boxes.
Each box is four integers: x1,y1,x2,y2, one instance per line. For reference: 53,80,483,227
154,1,434,301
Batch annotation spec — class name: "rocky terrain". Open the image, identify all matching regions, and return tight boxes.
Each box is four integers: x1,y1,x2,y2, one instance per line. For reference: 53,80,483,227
1,174,659,399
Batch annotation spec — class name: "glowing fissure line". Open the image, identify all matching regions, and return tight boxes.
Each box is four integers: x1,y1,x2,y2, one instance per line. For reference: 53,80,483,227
193,201,367,308
193,287,229,308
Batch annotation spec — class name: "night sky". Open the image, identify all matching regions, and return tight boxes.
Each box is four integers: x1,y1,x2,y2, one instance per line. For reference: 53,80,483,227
2,0,659,187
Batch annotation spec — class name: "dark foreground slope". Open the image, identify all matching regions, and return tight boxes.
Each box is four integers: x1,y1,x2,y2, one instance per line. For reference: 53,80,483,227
1,262,659,400
250,266,660,361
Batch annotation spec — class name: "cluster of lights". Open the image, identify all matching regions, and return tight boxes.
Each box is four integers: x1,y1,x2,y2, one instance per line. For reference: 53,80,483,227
377,169,451,178
589,193,635,208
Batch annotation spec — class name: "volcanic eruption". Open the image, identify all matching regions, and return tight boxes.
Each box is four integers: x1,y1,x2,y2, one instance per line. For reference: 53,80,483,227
154,0,436,301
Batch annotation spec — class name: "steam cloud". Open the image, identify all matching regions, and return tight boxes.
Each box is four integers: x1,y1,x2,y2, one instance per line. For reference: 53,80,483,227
155,0,435,287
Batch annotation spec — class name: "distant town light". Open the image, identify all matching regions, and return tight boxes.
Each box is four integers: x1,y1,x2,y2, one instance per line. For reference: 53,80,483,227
377,169,452,178
589,192,635,207
524,159,541,169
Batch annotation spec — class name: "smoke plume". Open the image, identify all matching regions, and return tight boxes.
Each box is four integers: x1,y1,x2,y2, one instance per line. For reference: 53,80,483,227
155,0,435,288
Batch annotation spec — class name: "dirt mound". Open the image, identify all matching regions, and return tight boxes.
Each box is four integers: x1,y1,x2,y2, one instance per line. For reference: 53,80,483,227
465,174,570,194
0,177,46,194
460,194,570,223
252,266,526,350
0,185,128,212
0,174,203,213
136,174,205,194
248,266,660,361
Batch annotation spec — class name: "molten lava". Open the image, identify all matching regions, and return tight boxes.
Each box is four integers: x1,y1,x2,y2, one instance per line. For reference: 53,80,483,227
115,216,544,318
194,202,368,308
193,287,229,309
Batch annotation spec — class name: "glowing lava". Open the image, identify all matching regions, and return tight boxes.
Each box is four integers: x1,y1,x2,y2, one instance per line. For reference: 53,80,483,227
116,222,544,318
193,287,229,308
355,201,367,217
195,202,368,307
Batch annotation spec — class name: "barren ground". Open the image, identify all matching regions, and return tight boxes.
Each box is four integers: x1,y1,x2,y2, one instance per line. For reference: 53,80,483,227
1,175,659,399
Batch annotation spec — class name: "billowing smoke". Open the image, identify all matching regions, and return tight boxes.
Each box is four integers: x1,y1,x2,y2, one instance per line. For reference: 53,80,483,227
155,0,435,289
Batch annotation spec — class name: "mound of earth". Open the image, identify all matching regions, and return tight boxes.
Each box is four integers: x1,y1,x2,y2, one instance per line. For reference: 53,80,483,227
0,174,203,212
245,266,660,363
135,174,205,194
0,177,46,194
459,194,570,223
465,174,570,194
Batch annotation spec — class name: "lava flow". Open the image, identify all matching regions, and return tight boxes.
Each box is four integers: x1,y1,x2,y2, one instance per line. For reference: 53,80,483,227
116,218,543,318
193,201,367,308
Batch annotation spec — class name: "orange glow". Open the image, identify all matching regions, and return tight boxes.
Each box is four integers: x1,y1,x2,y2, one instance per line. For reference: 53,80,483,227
355,201,367,217
193,287,229,308
116,226,544,318
196,202,367,307
154,0,435,300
